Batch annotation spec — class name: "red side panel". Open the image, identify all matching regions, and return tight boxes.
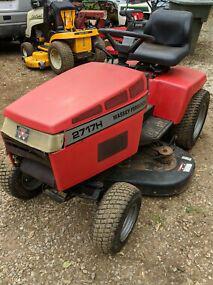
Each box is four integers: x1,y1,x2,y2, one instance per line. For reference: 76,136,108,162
149,66,206,124
49,112,143,191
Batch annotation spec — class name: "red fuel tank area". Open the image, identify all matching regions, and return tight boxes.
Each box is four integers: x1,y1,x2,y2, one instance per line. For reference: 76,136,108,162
149,66,206,124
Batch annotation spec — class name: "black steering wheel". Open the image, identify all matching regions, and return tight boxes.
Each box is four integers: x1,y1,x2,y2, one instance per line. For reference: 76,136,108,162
99,28,155,57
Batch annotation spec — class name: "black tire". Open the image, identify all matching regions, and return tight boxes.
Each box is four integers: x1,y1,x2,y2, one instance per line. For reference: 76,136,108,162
172,89,210,150
21,42,34,58
0,158,42,200
89,37,106,62
93,182,142,254
48,41,74,75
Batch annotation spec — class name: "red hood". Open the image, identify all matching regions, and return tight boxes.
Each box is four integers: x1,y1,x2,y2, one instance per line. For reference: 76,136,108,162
4,62,147,134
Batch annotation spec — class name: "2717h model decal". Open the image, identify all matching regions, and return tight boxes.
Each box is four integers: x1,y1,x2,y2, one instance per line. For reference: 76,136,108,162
65,96,147,146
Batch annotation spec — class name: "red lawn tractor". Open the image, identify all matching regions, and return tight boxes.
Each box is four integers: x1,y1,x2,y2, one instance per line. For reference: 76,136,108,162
0,9,210,254
105,8,147,56
76,9,108,29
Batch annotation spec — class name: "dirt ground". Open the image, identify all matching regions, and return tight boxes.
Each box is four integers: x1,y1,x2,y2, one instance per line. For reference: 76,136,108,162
0,13,213,285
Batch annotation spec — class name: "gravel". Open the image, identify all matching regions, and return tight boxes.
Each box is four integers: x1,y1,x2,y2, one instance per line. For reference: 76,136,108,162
0,11,213,285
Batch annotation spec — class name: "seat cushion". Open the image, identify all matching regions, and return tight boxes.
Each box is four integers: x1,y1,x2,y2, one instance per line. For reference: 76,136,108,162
129,42,190,66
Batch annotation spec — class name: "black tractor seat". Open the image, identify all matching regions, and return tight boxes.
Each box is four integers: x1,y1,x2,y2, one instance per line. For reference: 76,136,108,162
129,9,193,67
44,1,76,34
131,41,190,66
50,1,76,12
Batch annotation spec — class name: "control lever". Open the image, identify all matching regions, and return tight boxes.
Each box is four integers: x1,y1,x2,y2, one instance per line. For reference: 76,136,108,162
94,42,114,63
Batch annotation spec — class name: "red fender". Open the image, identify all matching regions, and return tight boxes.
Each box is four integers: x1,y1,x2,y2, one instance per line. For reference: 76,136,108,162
148,66,207,124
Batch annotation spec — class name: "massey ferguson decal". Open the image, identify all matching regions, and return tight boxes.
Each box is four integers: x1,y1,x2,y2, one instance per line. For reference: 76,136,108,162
65,96,147,146
113,100,145,120
15,126,30,142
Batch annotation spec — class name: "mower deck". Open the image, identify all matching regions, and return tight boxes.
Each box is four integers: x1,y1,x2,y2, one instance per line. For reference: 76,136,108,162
103,145,195,197
24,51,50,69
62,144,195,201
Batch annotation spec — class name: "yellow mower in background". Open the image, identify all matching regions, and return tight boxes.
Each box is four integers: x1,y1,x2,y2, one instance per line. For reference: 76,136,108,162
21,0,106,74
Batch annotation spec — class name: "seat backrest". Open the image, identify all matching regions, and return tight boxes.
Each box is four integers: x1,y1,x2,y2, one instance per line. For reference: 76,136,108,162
144,9,193,47
50,1,76,12
45,1,76,31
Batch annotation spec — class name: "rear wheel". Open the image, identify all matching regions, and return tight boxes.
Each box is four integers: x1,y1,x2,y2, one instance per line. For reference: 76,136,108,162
172,89,210,150
48,41,74,75
92,182,142,254
89,37,106,62
0,158,42,200
21,42,34,58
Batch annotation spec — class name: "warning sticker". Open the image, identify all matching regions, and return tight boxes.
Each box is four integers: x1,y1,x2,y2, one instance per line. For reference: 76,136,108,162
182,156,192,162
178,163,193,173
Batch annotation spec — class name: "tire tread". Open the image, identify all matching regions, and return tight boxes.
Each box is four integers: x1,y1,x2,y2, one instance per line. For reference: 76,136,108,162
93,182,141,254
0,158,41,200
48,41,74,74
173,89,210,149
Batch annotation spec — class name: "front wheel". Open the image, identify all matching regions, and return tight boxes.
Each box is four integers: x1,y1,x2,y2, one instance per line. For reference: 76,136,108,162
21,42,34,58
48,41,74,75
92,182,142,254
172,89,210,150
0,158,42,200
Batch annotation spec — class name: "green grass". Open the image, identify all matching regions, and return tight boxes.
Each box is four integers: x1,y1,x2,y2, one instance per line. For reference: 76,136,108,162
150,214,165,225
185,205,204,214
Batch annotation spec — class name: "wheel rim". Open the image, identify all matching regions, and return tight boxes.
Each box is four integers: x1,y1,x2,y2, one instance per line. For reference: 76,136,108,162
193,102,208,140
21,173,41,191
22,48,28,58
50,48,62,70
120,203,138,242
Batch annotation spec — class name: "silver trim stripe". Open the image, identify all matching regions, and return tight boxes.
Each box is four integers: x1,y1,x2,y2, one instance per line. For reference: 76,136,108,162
65,95,147,146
